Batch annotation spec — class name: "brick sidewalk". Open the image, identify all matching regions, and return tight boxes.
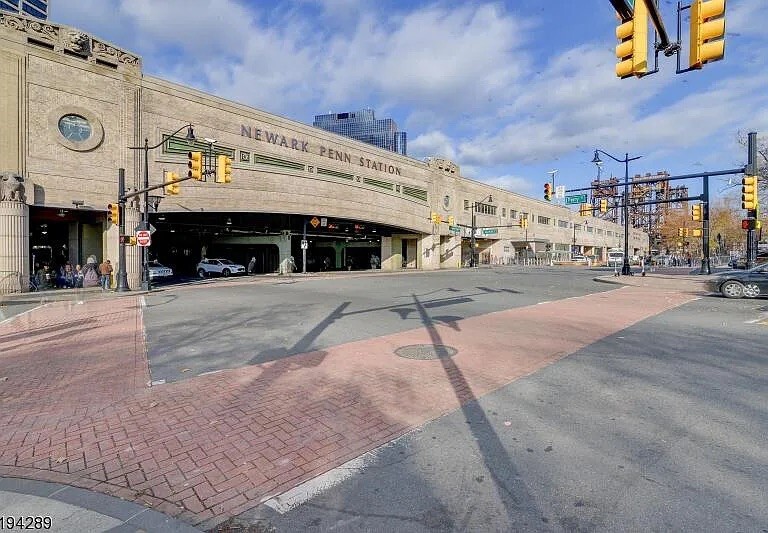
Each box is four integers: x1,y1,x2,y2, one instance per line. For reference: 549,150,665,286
0,286,696,527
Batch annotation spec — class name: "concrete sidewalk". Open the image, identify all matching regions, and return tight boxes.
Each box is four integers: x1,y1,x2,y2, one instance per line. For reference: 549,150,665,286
0,477,201,532
594,271,711,294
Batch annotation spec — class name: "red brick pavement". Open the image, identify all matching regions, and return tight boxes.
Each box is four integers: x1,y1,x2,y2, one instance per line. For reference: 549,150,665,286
0,286,696,526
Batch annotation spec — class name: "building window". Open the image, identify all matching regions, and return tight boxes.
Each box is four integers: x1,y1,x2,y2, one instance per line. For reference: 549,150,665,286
537,216,550,225
597,228,604,235
509,209,517,219
587,226,594,233
502,207,506,217
558,220,569,228
475,202,496,215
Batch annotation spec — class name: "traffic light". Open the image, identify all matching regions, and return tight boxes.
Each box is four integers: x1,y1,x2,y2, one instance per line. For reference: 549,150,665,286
742,219,762,230
615,0,648,78
107,203,119,225
684,228,690,237
692,229,702,237
691,203,702,221
599,199,608,213
430,212,442,224
128,236,137,246
579,203,592,217
741,175,758,210
544,183,552,201
216,155,232,184
164,171,180,195
187,151,203,181
678,227,684,237
519,216,528,228
689,0,726,69
448,215,455,225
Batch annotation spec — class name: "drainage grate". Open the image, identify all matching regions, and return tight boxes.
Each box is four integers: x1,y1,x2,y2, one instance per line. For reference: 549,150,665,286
395,344,457,360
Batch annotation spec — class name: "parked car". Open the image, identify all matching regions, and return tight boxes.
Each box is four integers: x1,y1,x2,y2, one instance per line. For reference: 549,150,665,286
706,263,768,298
148,261,173,281
570,254,588,263
196,258,246,278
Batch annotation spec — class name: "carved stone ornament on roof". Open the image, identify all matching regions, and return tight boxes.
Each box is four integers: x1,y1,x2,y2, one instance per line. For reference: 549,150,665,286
64,30,91,56
92,39,141,67
0,13,59,42
426,157,459,175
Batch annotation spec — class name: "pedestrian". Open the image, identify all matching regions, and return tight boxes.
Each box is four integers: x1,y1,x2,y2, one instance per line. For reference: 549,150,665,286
62,262,75,288
248,256,256,275
74,264,84,288
98,259,113,290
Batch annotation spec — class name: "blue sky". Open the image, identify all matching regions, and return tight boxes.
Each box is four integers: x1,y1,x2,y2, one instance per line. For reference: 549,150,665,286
51,0,767,206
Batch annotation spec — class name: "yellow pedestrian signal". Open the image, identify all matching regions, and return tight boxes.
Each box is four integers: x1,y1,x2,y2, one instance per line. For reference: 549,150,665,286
216,155,232,184
544,183,552,201
742,175,758,210
615,0,648,78
129,236,137,246
164,171,180,195
599,199,608,213
689,0,726,69
691,203,702,221
107,203,119,225
187,151,203,181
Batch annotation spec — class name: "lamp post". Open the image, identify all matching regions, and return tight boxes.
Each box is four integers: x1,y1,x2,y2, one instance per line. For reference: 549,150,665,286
470,194,493,268
591,149,642,276
129,124,195,291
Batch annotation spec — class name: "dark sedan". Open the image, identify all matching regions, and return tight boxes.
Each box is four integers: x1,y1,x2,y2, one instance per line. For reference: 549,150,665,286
707,263,768,298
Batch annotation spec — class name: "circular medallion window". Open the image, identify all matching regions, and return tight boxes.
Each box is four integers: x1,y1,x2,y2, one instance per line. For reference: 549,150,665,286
49,106,104,151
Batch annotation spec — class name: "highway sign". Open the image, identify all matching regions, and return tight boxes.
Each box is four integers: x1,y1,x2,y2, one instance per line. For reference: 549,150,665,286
565,194,588,205
136,230,151,247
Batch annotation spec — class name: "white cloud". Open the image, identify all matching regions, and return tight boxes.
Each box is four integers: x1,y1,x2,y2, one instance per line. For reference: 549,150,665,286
409,131,456,161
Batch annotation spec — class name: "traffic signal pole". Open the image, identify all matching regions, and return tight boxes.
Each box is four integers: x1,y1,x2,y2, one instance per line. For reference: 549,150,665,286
746,132,758,269
115,168,130,292
699,175,711,274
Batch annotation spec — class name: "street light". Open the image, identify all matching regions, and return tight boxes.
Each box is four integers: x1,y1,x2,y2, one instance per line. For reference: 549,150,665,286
591,149,642,276
470,194,493,268
129,124,195,291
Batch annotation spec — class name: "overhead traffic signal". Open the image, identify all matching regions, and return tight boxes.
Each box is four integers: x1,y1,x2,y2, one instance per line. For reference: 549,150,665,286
599,199,608,213
678,227,684,237
164,171,180,195
187,151,203,181
430,212,442,224
448,215,455,225
691,203,702,221
742,219,762,230
107,203,119,225
579,203,592,217
692,229,702,237
216,155,232,184
519,216,528,229
689,0,726,69
741,175,758,210
615,0,648,78
544,183,552,201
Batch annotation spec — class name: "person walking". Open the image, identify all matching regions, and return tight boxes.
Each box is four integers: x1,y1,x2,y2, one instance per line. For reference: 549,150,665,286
248,256,256,275
98,259,113,290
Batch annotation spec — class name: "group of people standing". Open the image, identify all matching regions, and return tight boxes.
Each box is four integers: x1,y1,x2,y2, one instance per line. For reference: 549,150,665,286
32,256,113,291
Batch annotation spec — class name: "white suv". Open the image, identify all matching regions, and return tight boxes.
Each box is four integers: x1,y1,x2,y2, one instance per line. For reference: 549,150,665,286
196,258,246,278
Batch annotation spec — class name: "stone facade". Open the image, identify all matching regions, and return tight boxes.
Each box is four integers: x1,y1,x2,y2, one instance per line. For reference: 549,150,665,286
0,13,648,292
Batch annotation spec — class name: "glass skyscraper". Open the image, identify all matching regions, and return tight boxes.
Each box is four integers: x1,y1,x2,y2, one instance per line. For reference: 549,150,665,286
0,0,49,19
313,108,407,156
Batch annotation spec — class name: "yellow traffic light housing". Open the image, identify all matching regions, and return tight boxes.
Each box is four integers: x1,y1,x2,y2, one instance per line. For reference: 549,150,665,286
430,212,442,224
742,175,758,210
187,151,203,181
107,203,119,225
684,228,690,237
519,216,528,229
692,229,702,237
579,203,592,217
544,183,552,201
599,199,608,213
448,215,455,225
164,171,180,195
615,0,648,78
129,236,137,246
216,155,232,184
691,203,702,221
678,227,684,237
689,0,726,69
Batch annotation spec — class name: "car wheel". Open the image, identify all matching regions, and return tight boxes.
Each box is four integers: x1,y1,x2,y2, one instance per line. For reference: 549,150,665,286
222,268,231,277
197,268,207,278
720,280,744,299
743,283,761,298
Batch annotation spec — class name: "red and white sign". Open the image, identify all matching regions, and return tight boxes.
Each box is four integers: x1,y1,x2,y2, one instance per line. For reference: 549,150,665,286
136,230,151,247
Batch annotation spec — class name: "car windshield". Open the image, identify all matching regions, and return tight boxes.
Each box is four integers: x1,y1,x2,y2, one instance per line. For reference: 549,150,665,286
219,259,235,265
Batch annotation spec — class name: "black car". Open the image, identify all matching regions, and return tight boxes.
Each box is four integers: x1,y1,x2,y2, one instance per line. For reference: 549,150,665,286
707,263,768,298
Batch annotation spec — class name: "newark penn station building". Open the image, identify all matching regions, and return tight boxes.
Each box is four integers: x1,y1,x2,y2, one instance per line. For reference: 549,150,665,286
0,12,647,293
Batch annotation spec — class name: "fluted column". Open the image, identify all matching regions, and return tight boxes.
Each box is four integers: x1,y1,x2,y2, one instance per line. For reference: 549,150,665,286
124,205,141,289
0,200,29,293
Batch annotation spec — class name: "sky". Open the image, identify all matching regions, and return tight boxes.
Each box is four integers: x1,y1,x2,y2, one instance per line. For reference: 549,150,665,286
50,0,768,207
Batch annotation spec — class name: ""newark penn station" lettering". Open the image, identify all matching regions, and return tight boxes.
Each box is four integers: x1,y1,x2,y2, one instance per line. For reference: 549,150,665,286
241,125,401,176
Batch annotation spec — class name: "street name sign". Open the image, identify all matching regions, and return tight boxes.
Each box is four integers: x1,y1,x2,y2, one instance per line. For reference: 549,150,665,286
448,225,461,234
482,228,498,235
565,194,588,205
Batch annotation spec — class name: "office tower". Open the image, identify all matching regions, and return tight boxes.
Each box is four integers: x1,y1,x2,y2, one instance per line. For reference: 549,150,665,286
0,0,49,19
313,108,407,156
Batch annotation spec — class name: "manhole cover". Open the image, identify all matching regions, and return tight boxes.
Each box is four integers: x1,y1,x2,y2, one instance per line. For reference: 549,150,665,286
395,344,457,360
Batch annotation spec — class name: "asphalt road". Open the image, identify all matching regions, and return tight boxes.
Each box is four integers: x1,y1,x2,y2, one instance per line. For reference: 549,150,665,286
235,292,768,532
143,268,616,383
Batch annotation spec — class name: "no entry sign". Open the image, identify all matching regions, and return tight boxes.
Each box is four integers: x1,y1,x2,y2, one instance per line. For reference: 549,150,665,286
136,230,151,247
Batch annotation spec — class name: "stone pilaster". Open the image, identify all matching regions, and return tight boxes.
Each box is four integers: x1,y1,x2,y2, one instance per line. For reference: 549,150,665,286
124,206,141,289
0,200,29,293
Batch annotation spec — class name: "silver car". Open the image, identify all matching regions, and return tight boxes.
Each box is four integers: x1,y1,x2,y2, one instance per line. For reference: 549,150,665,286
148,261,173,280
196,258,247,278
